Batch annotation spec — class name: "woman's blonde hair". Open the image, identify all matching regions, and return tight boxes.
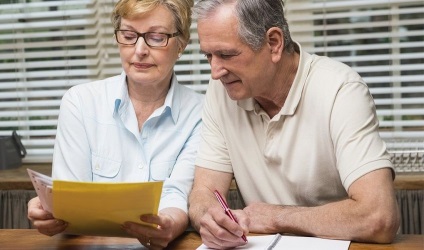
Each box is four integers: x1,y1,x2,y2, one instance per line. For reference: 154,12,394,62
112,0,193,47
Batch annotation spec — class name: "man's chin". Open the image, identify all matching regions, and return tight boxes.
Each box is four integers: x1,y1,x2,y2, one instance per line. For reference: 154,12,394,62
225,90,246,101
222,81,248,100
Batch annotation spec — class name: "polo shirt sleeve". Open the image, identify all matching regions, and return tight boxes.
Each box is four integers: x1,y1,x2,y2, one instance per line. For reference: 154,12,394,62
195,81,234,173
330,80,393,191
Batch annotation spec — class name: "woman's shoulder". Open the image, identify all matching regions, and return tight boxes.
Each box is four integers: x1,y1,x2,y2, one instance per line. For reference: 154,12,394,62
69,75,121,92
176,83,205,104
63,75,121,100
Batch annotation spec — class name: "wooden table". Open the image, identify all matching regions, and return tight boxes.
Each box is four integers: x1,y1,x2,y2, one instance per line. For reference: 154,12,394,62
0,230,422,249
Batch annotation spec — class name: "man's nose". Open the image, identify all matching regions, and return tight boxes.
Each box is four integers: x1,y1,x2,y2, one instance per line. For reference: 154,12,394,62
210,57,228,80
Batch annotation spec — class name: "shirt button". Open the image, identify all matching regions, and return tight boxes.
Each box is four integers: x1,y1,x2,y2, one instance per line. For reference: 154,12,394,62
138,163,144,169
95,164,100,170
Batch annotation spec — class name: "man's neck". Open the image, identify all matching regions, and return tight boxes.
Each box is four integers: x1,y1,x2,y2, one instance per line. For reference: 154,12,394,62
255,50,300,118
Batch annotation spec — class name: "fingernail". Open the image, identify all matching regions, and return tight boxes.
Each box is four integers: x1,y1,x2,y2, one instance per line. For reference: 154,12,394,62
57,220,67,225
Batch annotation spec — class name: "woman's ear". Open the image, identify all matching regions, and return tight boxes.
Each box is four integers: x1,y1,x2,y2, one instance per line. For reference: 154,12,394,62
266,27,284,63
178,43,187,59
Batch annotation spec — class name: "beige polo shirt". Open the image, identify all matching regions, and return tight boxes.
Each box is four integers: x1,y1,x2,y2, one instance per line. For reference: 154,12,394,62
196,44,393,206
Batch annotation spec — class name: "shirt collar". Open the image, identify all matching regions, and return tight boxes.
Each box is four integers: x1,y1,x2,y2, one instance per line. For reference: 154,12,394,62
162,73,180,123
112,72,129,118
112,72,180,123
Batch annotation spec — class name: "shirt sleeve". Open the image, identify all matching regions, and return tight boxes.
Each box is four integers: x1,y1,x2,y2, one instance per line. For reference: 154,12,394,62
195,81,234,173
158,89,204,213
330,81,393,190
52,87,93,181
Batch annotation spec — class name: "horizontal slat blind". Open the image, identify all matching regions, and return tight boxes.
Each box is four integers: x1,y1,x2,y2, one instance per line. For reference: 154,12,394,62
0,0,208,162
285,0,424,153
0,0,422,163
0,0,100,161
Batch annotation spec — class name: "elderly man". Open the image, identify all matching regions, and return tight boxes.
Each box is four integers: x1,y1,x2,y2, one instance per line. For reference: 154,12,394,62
188,0,400,249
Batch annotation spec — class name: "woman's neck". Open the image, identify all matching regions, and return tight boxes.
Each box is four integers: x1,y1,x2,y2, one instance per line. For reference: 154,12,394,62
127,78,171,130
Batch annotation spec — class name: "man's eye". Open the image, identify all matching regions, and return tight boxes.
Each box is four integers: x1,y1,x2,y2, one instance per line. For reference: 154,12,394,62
203,53,234,62
220,54,233,59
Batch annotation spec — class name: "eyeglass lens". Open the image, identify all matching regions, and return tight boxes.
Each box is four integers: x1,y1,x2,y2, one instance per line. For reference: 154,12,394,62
116,30,169,47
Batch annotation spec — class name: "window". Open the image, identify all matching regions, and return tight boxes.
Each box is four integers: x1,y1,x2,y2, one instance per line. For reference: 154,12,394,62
285,0,424,171
0,0,207,162
1,0,423,170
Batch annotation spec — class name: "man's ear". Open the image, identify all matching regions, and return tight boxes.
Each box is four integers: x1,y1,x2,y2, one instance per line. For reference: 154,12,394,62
266,27,284,63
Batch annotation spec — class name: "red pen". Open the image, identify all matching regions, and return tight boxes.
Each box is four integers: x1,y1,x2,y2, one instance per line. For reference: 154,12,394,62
213,190,248,243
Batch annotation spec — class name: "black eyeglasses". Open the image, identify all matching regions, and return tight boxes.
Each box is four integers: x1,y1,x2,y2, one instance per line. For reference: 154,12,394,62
114,30,180,47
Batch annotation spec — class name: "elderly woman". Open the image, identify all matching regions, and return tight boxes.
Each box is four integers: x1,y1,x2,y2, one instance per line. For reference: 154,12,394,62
27,0,202,249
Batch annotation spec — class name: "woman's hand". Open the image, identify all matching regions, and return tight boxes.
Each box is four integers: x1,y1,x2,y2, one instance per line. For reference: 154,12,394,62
122,207,188,249
27,196,67,236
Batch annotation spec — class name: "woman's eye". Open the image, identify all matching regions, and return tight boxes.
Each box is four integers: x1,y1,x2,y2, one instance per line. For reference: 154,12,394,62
148,34,166,42
120,31,136,40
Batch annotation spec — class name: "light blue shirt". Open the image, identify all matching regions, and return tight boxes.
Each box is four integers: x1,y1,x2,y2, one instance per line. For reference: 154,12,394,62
52,72,204,213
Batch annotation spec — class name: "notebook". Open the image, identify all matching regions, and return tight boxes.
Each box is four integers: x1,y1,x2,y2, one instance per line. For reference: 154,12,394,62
196,234,350,250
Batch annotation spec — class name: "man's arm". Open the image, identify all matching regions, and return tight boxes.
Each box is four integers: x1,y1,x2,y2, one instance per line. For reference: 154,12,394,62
243,168,400,243
189,166,248,249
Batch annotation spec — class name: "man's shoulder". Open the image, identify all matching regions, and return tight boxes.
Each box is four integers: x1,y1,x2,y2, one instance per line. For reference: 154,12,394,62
310,54,360,78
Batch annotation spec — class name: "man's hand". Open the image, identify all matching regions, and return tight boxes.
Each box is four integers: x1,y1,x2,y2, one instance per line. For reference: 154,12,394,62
27,196,67,236
197,206,249,249
189,167,247,249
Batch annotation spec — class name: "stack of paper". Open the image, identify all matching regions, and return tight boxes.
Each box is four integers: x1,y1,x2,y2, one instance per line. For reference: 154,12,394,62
27,168,53,213
27,168,163,237
197,234,350,250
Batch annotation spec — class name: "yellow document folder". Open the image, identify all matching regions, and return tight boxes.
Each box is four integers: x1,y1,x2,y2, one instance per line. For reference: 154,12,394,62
52,180,163,237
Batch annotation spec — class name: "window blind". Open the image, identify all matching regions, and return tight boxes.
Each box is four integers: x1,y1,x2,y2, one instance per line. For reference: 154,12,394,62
0,0,422,163
0,0,208,162
0,0,97,162
285,0,424,153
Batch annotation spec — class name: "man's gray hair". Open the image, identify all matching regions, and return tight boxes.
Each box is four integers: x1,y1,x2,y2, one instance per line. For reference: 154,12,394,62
193,0,294,52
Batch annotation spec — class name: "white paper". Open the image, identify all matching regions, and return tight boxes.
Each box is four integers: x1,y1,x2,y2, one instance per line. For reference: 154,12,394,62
27,168,53,213
197,234,350,250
